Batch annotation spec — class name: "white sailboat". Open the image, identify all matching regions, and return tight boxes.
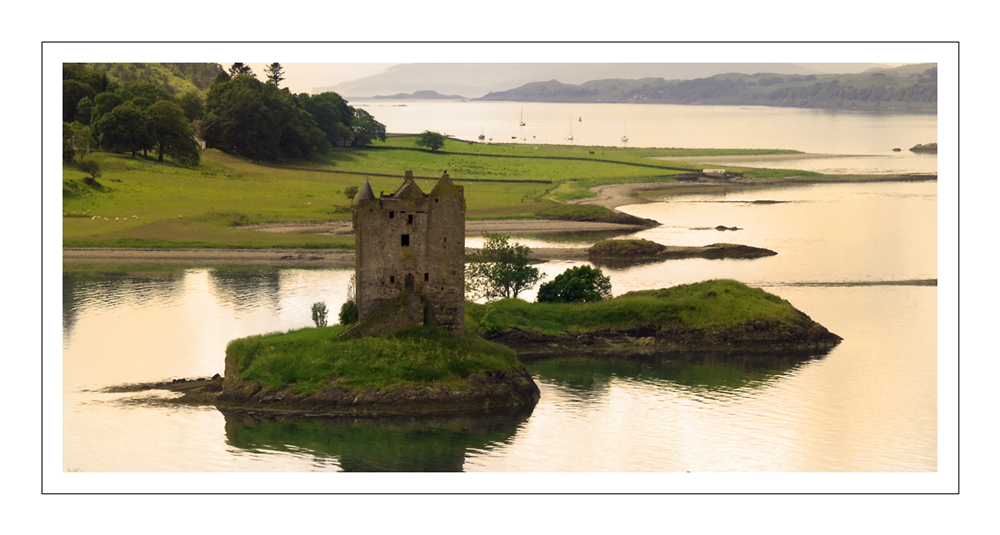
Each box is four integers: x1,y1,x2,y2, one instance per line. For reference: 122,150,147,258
519,108,525,126
566,118,574,141
478,124,485,141
621,122,628,143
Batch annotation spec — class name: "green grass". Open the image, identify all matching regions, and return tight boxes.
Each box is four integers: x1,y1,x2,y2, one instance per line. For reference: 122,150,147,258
62,138,815,248
226,324,519,395
466,279,800,335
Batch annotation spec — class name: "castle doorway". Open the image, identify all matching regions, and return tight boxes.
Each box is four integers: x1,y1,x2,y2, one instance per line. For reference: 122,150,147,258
405,273,415,292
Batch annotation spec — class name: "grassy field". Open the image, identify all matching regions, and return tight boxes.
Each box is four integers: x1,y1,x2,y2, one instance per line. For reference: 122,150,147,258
62,136,808,248
466,279,801,335
226,323,519,394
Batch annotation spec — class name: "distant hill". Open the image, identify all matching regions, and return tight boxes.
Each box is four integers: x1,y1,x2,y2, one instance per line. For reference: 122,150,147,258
318,63,895,99
371,90,465,100
476,64,937,111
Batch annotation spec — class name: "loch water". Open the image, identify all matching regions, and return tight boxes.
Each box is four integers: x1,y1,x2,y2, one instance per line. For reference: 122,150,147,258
57,101,944,479
61,179,939,474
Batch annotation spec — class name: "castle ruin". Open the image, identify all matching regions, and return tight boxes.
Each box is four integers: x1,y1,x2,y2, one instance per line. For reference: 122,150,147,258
347,170,466,337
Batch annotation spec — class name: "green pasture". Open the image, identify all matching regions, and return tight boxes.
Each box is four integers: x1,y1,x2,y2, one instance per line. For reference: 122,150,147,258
62,136,807,248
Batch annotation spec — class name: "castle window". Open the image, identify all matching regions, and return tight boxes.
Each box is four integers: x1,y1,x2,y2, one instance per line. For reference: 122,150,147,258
389,211,395,219
401,234,410,247
424,273,429,281
390,276,395,284
408,214,413,225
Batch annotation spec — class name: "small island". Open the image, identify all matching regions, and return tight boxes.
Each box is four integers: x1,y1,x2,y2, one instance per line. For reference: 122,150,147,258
588,238,777,266
371,90,465,100
119,173,839,417
468,279,841,359
909,143,937,153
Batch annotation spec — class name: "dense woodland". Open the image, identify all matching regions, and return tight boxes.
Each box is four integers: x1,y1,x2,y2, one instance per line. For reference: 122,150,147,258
62,62,387,166
479,64,938,110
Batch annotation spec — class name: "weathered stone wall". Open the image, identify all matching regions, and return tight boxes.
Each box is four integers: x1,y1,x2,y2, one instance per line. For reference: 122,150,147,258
351,171,466,335
424,174,466,332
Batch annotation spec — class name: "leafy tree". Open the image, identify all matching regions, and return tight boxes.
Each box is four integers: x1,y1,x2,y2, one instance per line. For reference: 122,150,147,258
228,63,255,78
201,75,281,160
115,80,171,107
300,92,354,147
79,160,102,183
536,265,612,303
338,275,358,325
92,92,123,123
201,75,327,161
79,70,111,95
338,300,358,325
264,63,285,87
351,108,387,147
466,233,543,301
415,130,445,151
311,302,328,327
344,185,359,201
66,121,96,159
148,100,200,166
175,90,204,122
62,122,76,163
212,71,231,86
93,101,153,157
63,79,95,122
75,97,94,125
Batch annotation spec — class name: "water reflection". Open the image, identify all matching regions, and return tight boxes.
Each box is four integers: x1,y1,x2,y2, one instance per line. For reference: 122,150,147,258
527,350,830,399
208,268,283,314
222,408,533,472
62,270,187,339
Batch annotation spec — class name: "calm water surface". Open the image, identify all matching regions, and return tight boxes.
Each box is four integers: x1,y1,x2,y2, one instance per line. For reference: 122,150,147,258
62,180,937,473
356,100,937,174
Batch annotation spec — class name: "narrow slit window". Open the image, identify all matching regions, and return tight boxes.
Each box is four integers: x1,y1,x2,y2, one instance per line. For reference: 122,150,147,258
424,273,429,281
407,214,413,224
401,234,410,247
389,276,395,284
389,211,395,219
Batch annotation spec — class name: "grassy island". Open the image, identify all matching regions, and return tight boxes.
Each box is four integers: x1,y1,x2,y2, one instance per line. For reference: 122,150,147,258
467,280,841,358
151,280,839,415
218,324,540,415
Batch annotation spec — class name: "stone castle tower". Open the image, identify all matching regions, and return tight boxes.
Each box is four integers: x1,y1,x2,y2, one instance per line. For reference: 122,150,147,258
349,170,466,336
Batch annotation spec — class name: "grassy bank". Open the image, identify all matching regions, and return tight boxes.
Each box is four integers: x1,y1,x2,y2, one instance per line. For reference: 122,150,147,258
226,324,519,395
466,279,801,335
62,137,810,248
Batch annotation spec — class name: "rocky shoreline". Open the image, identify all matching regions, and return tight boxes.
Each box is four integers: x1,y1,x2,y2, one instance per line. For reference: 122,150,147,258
484,314,843,360
116,364,542,417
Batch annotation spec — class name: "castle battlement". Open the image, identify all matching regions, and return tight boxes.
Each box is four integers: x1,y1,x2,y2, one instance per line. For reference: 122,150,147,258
348,170,466,336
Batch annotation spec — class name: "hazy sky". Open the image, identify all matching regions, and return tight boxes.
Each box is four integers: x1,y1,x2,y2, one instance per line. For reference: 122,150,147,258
244,63,395,94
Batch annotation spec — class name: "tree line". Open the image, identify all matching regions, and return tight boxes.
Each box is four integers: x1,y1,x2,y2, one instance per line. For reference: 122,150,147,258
63,64,213,166
62,62,387,167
